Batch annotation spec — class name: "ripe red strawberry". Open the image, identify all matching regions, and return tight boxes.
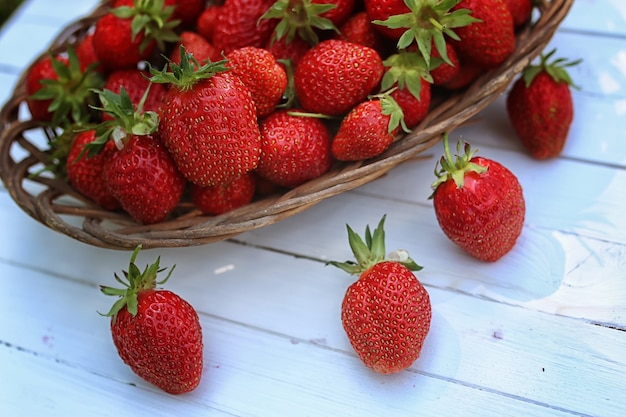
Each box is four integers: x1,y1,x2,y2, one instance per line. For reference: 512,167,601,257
506,50,580,159
328,215,431,374
226,46,288,118
190,173,257,215
101,69,166,121
431,134,525,262
256,110,332,188
169,31,222,65
336,11,389,56
452,0,516,68
149,48,262,187
440,57,484,90
25,47,103,126
165,0,205,28
265,35,311,68
100,245,203,394
92,0,179,71
196,5,221,42
294,39,384,116
91,87,186,224
66,130,121,210
380,50,432,127
331,94,406,161
212,0,277,55
429,41,460,86
389,80,431,128
75,33,101,73
504,0,533,29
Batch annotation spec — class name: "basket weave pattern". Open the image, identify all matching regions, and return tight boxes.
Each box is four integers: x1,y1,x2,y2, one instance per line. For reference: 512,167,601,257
0,0,573,250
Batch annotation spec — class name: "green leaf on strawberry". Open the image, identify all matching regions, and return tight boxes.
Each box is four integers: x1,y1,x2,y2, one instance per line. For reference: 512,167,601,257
111,0,181,51
328,214,422,274
372,0,481,67
29,45,103,128
100,244,175,321
261,0,339,45
431,132,487,192
522,48,582,88
381,50,433,100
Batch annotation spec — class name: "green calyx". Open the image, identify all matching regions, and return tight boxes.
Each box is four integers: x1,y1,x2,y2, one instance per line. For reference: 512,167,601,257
522,48,582,88
372,0,480,68
327,214,422,275
100,244,175,323
370,90,409,134
111,0,180,51
29,45,104,128
382,50,433,101
431,132,487,193
84,85,158,157
147,45,230,92
261,0,339,46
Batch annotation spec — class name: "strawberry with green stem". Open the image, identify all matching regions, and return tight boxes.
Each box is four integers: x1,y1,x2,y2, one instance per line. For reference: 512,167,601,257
431,133,525,262
261,0,353,46
100,245,203,394
506,49,581,159
328,215,432,374
88,86,187,224
92,0,180,71
331,91,409,161
26,46,103,127
148,46,262,187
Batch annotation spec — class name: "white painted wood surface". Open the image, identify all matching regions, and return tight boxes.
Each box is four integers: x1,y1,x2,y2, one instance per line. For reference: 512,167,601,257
1,1,625,416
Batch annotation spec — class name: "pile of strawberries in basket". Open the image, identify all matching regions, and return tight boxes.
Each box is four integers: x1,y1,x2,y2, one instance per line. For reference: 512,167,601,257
24,0,538,225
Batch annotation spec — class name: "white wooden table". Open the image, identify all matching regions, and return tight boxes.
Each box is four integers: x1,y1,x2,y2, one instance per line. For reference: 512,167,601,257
1,1,625,416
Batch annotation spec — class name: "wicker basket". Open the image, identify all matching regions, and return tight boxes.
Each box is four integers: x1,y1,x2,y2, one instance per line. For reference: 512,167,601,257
0,0,573,250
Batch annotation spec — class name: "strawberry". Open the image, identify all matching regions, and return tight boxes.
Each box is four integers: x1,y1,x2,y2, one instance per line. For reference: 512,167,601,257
265,35,312,68
169,31,222,65
25,47,103,127
212,0,277,55
366,0,479,69
75,33,101,73
149,48,262,187
92,87,186,225
196,5,221,42
431,134,525,262
100,245,203,394
504,0,533,29
506,50,581,159
439,56,484,90
328,215,431,374
92,0,179,71
389,80,431,128
452,0,516,68
380,50,432,126
256,110,332,188
101,68,166,121
331,94,406,161
165,0,205,28
262,0,355,46
336,11,389,57
226,46,288,119
429,41,460,86
66,130,121,210
294,39,384,116
190,173,257,215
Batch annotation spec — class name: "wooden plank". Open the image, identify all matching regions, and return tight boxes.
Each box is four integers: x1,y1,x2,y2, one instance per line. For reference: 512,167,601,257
1,237,625,417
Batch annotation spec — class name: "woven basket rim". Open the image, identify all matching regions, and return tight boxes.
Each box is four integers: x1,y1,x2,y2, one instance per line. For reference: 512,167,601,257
0,0,574,250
